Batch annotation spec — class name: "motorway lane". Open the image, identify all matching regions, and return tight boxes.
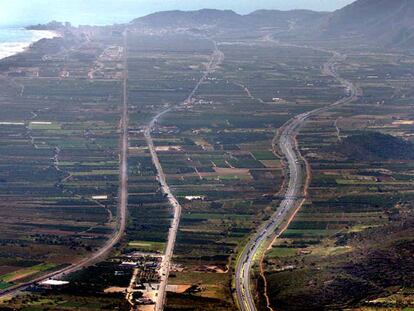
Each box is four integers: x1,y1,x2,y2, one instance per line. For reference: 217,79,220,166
0,31,130,300
235,48,359,311
235,117,304,311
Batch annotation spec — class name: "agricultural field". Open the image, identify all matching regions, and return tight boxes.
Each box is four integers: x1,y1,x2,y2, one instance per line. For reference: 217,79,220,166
124,31,216,259
0,29,124,294
147,40,344,307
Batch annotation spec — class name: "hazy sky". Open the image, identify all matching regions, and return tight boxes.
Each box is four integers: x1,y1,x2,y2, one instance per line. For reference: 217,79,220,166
0,0,355,26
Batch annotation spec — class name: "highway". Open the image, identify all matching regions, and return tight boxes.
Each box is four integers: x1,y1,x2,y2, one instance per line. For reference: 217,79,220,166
235,47,359,311
0,31,130,300
147,42,224,311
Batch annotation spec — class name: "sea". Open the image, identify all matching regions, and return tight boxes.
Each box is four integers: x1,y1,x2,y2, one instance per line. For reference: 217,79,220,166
0,27,58,60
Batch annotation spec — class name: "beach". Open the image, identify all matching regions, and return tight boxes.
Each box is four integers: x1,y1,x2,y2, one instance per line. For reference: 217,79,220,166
0,29,59,60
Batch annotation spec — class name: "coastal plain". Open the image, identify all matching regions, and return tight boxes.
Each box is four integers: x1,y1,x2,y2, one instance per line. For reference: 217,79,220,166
0,5,413,311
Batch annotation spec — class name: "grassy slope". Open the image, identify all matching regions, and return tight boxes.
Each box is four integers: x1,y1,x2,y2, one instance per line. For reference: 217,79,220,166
265,217,414,311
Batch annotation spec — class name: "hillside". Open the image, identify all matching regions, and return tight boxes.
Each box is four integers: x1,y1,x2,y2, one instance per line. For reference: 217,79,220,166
244,10,326,29
266,217,414,311
322,0,414,48
132,9,242,28
131,4,414,48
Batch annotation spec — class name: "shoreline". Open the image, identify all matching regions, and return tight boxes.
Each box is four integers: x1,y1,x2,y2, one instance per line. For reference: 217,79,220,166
0,29,60,61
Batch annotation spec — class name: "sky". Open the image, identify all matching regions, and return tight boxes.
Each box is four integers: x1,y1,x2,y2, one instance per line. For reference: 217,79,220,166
0,0,355,26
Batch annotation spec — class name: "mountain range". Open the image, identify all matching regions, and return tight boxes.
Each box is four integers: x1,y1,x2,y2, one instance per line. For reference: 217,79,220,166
131,0,414,49
132,8,326,30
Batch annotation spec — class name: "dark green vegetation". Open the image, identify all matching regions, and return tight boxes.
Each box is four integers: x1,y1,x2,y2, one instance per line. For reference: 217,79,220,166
329,131,414,160
2,293,130,311
65,261,133,294
1,261,132,310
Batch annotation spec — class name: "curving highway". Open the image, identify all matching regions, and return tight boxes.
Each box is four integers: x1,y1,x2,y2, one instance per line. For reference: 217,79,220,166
235,47,359,311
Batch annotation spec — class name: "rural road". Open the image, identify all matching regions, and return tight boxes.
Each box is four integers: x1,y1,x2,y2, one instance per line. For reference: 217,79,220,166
235,45,359,311
147,41,224,311
0,31,130,300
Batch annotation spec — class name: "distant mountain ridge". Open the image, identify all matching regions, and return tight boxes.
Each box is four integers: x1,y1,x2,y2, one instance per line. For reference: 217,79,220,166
131,8,327,30
132,9,241,28
323,0,414,48
131,1,414,49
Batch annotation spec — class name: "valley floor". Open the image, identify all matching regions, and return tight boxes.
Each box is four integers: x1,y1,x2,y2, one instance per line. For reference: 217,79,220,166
0,20,413,311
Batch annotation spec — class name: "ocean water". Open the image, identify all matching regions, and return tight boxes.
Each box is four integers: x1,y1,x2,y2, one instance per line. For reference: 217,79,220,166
0,27,57,60
0,28,33,44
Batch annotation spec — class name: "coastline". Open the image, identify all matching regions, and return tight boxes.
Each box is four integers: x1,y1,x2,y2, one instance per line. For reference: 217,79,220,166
0,29,60,61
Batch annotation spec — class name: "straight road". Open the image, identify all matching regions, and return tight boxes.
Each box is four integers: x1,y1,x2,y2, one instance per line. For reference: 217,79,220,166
0,31,130,300
147,42,224,311
235,47,359,311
